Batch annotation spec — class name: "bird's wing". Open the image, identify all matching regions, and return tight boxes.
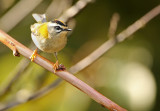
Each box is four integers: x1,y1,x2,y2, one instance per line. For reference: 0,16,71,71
32,13,47,23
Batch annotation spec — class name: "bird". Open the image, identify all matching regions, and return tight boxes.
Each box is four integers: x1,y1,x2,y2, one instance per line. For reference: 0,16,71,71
30,13,71,72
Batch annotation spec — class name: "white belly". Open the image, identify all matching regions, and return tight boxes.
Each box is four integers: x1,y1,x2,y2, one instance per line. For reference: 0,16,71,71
31,33,67,53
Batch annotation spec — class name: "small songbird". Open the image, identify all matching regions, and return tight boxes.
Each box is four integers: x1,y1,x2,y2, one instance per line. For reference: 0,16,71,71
30,14,71,72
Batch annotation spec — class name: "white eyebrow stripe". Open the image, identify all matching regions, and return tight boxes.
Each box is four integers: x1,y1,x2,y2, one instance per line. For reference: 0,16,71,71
48,23,61,27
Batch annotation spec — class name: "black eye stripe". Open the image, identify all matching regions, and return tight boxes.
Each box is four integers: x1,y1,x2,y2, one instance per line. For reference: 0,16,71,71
54,26,63,33
51,20,67,27
54,26,62,30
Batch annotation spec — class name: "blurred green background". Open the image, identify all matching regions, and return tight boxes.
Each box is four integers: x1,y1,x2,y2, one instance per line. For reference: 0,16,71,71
0,0,160,111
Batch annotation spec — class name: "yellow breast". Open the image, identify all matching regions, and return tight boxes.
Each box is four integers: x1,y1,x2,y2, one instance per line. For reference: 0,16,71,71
38,23,48,38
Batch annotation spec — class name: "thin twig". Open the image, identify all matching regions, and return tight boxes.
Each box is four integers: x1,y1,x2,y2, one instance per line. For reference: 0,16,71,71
0,43,36,97
27,78,62,101
0,30,126,111
0,0,89,101
0,79,62,111
69,5,160,73
0,0,43,32
0,0,92,99
0,4,160,111
58,0,94,22
108,13,120,39
0,0,44,92
0,0,72,98
46,0,72,19
0,58,30,97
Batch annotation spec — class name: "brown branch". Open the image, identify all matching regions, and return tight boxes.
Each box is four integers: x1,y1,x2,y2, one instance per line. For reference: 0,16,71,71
0,58,30,97
0,0,92,101
46,0,73,19
69,5,160,73
108,13,120,39
0,79,62,111
0,30,126,111
58,0,94,22
0,0,72,98
0,0,43,32
8,11,119,104
0,4,160,111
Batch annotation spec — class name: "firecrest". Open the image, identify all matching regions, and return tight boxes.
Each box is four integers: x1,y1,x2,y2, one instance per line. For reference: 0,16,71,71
30,14,71,72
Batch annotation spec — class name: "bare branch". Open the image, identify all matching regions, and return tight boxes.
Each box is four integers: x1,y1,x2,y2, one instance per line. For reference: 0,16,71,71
58,0,94,22
69,5,160,73
46,0,73,19
0,0,88,101
0,58,30,97
0,29,126,111
0,0,73,98
108,13,120,39
0,0,43,32
1,3,160,111
0,79,62,111
117,5,160,42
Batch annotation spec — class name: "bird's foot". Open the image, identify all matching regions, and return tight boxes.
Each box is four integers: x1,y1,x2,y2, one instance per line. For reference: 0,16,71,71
30,48,38,62
57,64,66,71
53,61,66,73
53,60,59,73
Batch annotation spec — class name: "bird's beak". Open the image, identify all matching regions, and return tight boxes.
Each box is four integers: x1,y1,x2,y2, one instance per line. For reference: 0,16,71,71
63,28,72,31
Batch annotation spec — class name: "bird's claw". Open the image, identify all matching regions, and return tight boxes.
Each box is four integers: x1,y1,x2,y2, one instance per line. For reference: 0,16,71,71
53,61,59,73
57,64,66,71
30,49,38,62
53,61,66,73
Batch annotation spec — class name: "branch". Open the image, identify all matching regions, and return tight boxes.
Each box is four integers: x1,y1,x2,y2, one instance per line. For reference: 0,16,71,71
0,30,126,111
69,5,160,73
0,0,43,32
46,0,73,19
0,0,93,101
0,0,72,98
108,13,120,39
0,58,30,97
1,4,160,111
58,0,94,22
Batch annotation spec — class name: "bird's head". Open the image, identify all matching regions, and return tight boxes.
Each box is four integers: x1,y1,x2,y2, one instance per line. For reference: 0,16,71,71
47,19,71,38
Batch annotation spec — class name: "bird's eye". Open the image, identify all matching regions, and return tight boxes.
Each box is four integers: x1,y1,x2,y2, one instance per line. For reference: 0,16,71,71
54,26,61,30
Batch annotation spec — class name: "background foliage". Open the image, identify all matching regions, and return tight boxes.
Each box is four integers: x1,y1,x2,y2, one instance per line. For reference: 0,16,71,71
0,0,160,111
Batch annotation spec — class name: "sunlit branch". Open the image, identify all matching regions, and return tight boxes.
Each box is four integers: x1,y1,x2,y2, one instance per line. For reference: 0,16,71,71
58,0,94,22
69,5,160,73
108,13,120,39
0,0,43,32
0,0,72,98
0,3,160,111
0,29,126,111
0,0,93,101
